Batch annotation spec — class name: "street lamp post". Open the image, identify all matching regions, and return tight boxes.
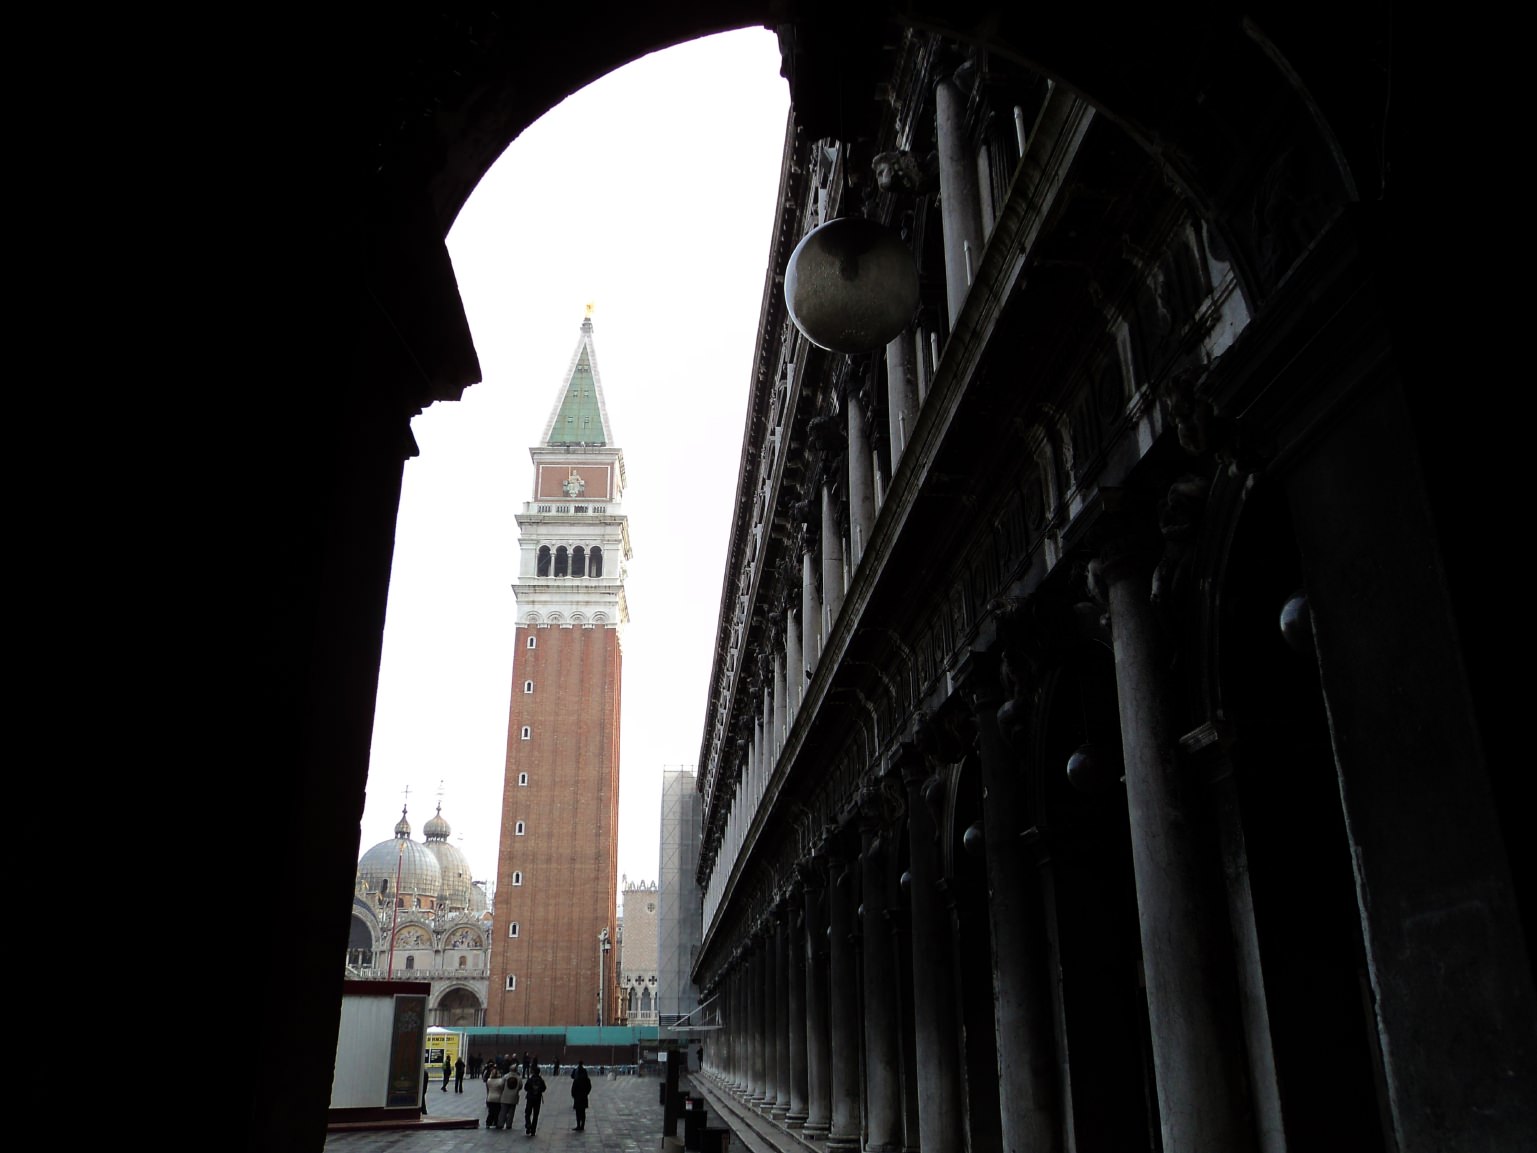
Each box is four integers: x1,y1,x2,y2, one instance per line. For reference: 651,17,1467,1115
598,928,612,1026
385,837,404,976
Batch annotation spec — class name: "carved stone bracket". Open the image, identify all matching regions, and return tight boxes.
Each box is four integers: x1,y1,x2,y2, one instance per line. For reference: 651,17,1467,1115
872,149,940,197
1151,473,1210,609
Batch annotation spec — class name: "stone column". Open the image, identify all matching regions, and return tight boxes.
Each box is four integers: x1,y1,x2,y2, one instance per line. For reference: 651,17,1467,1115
963,652,1059,1151
1182,724,1286,1153
1101,546,1255,1153
935,77,983,330
763,920,781,1114
860,792,904,1152
750,936,767,1103
1288,381,1537,1152
754,715,765,809
886,331,916,472
826,848,863,1151
786,609,803,724
774,909,792,1119
898,742,967,1150
737,957,751,1094
821,483,845,635
730,963,744,1090
914,325,931,406
787,886,810,1128
803,545,822,675
774,649,788,762
848,390,875,568
763,680,774,778
802,860,833,1139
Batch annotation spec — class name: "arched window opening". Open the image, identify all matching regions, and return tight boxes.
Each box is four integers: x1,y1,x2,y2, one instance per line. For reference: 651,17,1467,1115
509,922,519,937
572,546,586,577
589,547,603,578
515,821,526,836
404,955,415,971
458,956,467,968
628,987,638,1013
537,546,551,577
524,680,534,694
554,546,569,577
506,975,517,991
641,987,652,1013
513,871,523,886
527,636,537,649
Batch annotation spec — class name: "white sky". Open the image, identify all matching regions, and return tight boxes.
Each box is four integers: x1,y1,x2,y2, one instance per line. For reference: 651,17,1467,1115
360,29,791,905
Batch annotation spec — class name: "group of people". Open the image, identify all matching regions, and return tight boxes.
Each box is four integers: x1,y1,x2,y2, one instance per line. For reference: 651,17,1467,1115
440,1055,467,1093
481,1055,592,1135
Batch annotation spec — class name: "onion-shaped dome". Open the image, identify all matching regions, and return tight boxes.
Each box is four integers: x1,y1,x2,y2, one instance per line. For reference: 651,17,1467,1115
423,804,473,910
423,805,450,841
357,806,443,902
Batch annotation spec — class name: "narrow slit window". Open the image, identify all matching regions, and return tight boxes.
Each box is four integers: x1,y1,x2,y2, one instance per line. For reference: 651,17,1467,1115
518,772,528,787
527,636,537,649
512,871,523,886
515,821,526,836
520,726,531,740
506,975,517,991
508,922,519,938
524,680,534,694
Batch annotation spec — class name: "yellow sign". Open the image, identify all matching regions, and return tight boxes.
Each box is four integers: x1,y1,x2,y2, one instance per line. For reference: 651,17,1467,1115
424,1031,463,1070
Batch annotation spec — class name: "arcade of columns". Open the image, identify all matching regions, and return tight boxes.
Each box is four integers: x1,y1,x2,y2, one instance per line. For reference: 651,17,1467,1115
686,25,1533,1153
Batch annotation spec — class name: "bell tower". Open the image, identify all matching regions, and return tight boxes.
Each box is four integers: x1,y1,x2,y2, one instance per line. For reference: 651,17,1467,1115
487,315,630,1026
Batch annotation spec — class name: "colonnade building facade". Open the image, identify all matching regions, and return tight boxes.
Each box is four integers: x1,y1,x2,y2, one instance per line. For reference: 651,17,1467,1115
688,25,1533,1153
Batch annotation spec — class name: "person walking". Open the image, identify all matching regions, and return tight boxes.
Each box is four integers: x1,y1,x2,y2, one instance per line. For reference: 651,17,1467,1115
454,1055,466,1093
484,1066,505,1129
441,1053,451,1092
498,1065,522,1131
523,1064,547,1135
571,1061,592,1132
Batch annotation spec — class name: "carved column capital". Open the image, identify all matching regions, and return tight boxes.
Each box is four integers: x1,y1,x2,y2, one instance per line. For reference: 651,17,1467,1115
1086,487,1161,598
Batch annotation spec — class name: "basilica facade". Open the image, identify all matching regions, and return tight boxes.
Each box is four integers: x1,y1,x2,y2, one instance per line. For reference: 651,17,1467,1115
346,805,493,1028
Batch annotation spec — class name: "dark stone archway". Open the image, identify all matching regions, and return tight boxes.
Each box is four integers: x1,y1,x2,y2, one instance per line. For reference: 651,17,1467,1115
191,7,1489,1150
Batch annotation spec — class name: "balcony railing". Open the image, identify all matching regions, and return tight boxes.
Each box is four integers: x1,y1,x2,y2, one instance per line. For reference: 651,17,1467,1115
346,967,491,981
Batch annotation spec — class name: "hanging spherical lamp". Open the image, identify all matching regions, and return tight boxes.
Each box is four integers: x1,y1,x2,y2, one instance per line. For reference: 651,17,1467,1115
784,216,920,354
962,822,985,857
1066,743,1103,794
1279,591,1313,653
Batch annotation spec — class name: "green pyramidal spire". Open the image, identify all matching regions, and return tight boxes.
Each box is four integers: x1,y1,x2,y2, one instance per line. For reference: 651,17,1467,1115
541,316,613,447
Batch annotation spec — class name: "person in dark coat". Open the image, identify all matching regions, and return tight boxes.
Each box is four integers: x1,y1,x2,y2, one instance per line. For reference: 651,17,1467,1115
571,1062,592,1131
454,1055,466,1093
440,1053,451,1091
523,1064,547,1135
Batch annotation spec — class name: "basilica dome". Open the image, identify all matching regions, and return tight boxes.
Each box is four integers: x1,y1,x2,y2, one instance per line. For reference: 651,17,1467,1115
357,807,443,903
422,803,474,910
